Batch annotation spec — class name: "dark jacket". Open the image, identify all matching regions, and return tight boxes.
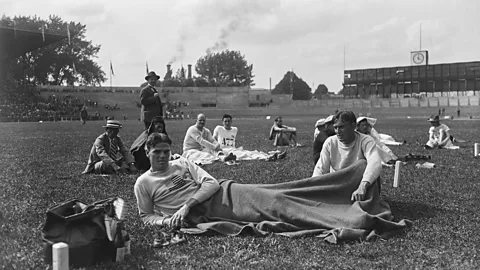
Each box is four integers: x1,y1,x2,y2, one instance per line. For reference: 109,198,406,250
130,116,168,171
83,133,134,174
140,84,163,122
313,130,335,165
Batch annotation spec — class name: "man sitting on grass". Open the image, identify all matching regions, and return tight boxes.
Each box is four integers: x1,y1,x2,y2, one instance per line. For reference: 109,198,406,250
424,115,456,149
313,111,382,201
269,116,302,149
182,114,236,165
213,114,284,161
83,120,137,174
134,132,410,245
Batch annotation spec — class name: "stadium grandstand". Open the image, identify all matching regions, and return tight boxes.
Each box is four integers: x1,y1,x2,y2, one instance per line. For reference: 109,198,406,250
343,51,480,98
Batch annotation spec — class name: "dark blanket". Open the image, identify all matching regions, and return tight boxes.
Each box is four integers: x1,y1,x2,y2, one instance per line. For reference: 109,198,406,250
183,160,412,243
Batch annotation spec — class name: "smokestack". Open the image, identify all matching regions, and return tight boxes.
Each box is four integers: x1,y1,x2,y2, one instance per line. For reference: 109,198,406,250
166,64,172,79
187,64,192,79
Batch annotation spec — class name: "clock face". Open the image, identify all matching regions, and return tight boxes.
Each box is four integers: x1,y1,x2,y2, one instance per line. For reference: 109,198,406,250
413,53,425,64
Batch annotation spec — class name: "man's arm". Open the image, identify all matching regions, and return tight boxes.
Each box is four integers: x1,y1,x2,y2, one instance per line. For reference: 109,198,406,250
94,136,115,166
438,129,451,146
360,137,382,185
351,136,382,201
312,138,332,177
190,128,219,150
134,180,166,226
165,157,220,228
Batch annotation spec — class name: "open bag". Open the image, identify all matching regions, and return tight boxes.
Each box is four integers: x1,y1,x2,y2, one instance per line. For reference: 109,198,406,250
41,198,119,267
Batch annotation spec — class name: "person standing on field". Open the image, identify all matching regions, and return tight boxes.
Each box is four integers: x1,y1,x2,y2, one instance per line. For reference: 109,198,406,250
141,71,163,129
80,106,88,124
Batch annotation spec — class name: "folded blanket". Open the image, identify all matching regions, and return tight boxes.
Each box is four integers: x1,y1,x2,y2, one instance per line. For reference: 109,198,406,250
182,160,412,243
223,146,271,161
182,149,219,165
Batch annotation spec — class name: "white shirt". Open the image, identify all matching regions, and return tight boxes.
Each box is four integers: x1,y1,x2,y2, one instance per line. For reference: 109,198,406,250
429,124,450,141
213,126,238,149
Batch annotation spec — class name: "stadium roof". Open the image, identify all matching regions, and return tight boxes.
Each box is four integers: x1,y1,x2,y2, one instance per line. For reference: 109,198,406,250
0,27,67,59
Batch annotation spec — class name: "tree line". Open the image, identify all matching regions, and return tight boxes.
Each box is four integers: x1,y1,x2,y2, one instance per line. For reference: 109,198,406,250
2,15,331,100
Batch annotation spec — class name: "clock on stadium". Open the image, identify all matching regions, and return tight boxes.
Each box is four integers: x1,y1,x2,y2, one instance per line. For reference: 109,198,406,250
410,51,428,66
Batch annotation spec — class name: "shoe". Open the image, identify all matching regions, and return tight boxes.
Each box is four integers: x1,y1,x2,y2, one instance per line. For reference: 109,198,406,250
295,143,303,147
267,153,278,162
423,145,432,150
153,230,187,248
278,151,287,160
224,152,235,162
153,231,171,248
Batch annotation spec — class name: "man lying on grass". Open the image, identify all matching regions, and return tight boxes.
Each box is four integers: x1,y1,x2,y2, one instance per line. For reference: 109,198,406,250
213,114,284,162
182,114,236,165
83,120,137,174
134,132,411,245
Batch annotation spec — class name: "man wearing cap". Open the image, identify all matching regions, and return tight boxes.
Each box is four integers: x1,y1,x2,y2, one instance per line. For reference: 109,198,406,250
141,71,163,129
82,120,137,174
312,115,335,164
425,115,453,149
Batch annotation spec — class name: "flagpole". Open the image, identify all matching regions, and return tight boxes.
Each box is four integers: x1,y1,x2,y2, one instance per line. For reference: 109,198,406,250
110,62,112,90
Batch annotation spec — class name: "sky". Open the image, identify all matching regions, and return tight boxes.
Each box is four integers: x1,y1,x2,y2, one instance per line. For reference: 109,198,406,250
2,0,480,92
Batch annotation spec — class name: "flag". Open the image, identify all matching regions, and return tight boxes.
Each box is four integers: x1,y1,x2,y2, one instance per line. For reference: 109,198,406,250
146,61,149,75
41,25,45,42
72,62,77,74
67,25,71,45
110,61,115,76
12,19,16,38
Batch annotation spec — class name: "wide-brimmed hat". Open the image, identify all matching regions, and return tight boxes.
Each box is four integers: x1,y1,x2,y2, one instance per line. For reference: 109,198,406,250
427,115,440,122
357,116,377,126
145,71,160,81
103,120,122,129
315,115,334,127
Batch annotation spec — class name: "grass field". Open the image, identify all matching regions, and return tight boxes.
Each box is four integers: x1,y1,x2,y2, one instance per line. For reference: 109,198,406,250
1,116,479,269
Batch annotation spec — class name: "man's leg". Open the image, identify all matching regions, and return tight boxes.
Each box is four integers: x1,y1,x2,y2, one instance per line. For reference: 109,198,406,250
94,161,115,174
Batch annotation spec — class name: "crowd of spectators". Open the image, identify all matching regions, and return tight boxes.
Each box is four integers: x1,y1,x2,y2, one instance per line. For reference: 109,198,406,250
0,88,102,122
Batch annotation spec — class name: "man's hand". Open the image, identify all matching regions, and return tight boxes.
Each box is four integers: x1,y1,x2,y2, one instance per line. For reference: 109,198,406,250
154,93,160,98
166,205,190,229
351,181,370,202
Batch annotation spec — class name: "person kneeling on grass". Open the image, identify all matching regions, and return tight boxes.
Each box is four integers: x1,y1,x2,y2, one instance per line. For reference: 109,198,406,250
213,114,284,162
356,116,398,164
424,115,456,149
269,116,302,150
82,120,137,174
134,132,411,245
182,114,236,165
130,116,174,171
313,111,382,201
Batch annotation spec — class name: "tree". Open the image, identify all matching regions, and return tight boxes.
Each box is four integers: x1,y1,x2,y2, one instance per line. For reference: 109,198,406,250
195,50,254,86
314,84,328,99
272,71,312,100
1,15,106,86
